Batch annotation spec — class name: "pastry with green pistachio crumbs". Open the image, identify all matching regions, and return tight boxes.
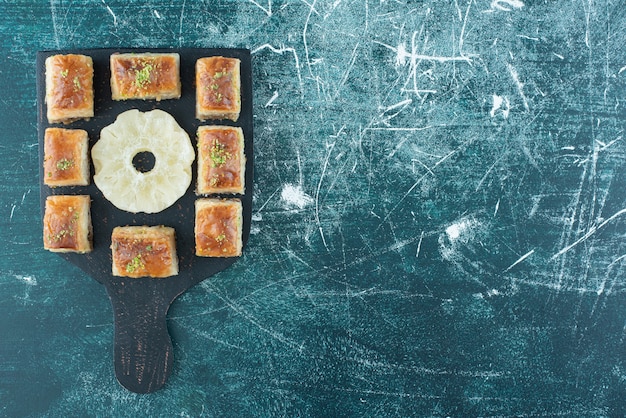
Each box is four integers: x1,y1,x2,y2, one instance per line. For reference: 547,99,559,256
43,195,92,253
43,127,90,187
111,225,178,278
110,52,181,101
196,125,245,195
45,54,94,124
196,56,241,121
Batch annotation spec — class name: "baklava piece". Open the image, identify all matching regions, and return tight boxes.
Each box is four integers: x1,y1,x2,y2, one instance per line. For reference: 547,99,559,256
45,54,94,124
196,126,245,195
111,226,178,278
196,56,241,122
43,128,89,187
195,198,243,257
43,195,92,253
110,53,181,101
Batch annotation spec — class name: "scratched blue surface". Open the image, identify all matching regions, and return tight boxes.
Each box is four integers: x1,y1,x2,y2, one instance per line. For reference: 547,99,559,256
2,0,626,416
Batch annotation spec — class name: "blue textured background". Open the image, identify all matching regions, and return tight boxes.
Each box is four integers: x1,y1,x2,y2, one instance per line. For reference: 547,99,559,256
2,0,626,416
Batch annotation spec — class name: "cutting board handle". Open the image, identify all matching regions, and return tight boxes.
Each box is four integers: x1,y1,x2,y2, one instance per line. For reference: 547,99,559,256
105,280,175,393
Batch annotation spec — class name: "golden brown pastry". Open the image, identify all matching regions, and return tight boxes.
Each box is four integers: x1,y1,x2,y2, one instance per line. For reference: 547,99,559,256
45,54,94,124
110,53,181,101
43,195,92,253
194,198,242,257
111,226,178,278
43,128,89,187
196,56,241,122
196,126,245,195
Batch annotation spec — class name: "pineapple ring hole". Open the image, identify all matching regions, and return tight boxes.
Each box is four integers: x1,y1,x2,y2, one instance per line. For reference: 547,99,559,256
132,151,156,173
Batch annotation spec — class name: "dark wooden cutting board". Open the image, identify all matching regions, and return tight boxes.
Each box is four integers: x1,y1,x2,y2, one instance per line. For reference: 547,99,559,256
36,48,253,393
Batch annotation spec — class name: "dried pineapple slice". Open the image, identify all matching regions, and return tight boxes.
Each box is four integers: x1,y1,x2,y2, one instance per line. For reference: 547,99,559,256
92,109,195,213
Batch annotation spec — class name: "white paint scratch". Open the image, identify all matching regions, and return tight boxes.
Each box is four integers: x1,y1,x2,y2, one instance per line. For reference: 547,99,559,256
378,99,414,126
552,208,626,260
439,217,485,276
14,274,37,286
507,63,530,111
619,65,626,75
377,40,474,66
486,289,500,297
375,27,475,98
583,0,591,48
490,94,510,118
597,254,626,296
416,231,424,258
49,0,60,48
315,142,335,252
101,0,117,26
382,99,413,113
365,126,437,132
178,0,186,47
504,249,535,272
281,184,313,209
517,35,539,41
9,204,16,222
296,147,304,185
252,44,303,91
302,0,318,78
248,0,272,16
264,91,279,107
459,0,472,56
153,10,162,19
446,218,476,242
490,0,524,11
334,41,361,99
254,187,281,216
299,0,320,16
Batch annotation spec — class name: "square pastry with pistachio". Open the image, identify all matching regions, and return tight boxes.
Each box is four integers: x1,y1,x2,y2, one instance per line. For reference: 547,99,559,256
196,126,245,195
43,195,92,253
110,225,178,278
195,198,242,257
43,127,90,187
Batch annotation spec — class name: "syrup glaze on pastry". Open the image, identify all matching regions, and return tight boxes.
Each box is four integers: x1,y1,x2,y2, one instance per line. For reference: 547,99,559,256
196,126,245,195
43,127,89,187
45,54,94,124
110,53,181,101
196,56,241,122
195,198,242,257
43,195,92,253
111,225,178,278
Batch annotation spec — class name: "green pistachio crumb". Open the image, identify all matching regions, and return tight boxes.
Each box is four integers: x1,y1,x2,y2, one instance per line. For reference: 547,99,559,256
72,76,81,91
49,227,73,242
126,254,144,273
209,175,220,187
56,158,74,171
60,69,69,78
134,63,153,89
215,233,226,243
209,141,231,167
